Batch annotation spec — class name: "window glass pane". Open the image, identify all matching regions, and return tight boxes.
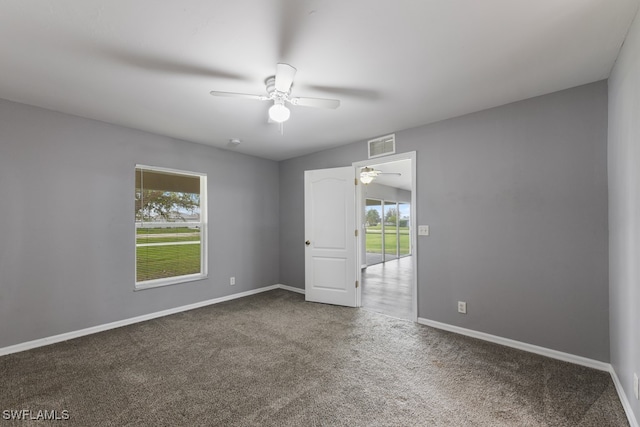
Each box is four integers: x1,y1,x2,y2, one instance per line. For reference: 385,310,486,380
365,199,383,265
136,226,201,281
384,201,398,260
136,169,200,223
135,167,205,286
398,202,411,256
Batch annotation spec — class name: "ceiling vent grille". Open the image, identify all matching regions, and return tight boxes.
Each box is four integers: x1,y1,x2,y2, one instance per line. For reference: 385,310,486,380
368,134,396,159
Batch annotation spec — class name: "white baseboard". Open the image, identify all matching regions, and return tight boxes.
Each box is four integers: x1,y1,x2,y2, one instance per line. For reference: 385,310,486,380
610,366,640,427
276,283,305,294
417,318,640,427
417,318,610,371
0,284,297,357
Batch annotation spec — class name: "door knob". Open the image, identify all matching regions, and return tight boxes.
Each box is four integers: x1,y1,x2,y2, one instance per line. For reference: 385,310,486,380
305,240,311,246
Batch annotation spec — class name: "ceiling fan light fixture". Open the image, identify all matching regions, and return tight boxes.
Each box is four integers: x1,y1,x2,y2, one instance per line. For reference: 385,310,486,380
360,167,376,184
268,101,290,123
360,173,374,185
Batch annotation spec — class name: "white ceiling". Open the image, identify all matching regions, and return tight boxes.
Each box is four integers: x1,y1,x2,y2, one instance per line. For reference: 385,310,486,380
0,1,637,161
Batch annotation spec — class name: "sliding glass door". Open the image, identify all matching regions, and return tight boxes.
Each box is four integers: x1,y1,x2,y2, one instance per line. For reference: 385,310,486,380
365,198,411,266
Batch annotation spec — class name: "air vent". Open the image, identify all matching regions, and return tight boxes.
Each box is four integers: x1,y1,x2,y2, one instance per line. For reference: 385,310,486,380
368,134,396,159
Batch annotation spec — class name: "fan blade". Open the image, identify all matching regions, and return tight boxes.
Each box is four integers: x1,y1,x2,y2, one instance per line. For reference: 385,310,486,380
275,63,297,92
210,91,268,101
306,85,380,100
289,97,340,109
100,46,248,81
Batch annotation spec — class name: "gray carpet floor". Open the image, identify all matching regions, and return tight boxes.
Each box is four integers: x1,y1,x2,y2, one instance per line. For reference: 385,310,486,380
0,289,629,426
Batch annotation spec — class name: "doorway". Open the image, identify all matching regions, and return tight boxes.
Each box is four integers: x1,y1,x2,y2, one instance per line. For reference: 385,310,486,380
354,153,417,321
303,152,417,321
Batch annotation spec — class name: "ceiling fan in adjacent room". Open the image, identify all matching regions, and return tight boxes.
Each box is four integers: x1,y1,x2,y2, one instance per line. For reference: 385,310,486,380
210,63,341,125
359,167,401,184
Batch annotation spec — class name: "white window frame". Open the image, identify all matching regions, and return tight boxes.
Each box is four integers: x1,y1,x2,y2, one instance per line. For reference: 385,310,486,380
135,164,208,291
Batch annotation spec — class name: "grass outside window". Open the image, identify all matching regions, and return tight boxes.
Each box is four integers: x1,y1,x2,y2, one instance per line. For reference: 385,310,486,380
365,226,410,254
136,228,202,282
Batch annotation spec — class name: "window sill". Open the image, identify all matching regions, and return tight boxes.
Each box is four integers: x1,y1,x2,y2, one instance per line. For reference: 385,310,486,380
134,274,208,291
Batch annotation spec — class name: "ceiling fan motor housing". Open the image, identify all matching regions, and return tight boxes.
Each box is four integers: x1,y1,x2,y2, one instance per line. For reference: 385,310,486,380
265,77,277,96
265,76,291,106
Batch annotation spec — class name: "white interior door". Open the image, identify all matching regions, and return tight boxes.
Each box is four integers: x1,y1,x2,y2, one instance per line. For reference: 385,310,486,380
304,166,357,307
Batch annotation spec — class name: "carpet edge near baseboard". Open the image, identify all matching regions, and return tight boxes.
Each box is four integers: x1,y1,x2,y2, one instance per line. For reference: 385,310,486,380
1,287,634,427
277,284,305,294
418,317,638,427
0,284,298,357
417,317,608,370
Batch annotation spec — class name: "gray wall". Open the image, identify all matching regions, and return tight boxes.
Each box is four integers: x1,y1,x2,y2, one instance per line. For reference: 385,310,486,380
608,5,640,420
280,81,609,361
0,99,279,348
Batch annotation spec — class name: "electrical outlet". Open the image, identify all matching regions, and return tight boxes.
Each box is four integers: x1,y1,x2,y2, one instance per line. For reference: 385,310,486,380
418,225,430,236
457,301,467,314
230,277,236,286
634,373,638,400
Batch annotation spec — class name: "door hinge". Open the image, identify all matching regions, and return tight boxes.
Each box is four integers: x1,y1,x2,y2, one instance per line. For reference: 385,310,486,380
354,178,358,185
355,229,358,237
355,280,359,288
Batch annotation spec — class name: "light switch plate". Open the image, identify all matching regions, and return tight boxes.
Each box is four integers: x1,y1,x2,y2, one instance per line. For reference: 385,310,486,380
418,225,429,236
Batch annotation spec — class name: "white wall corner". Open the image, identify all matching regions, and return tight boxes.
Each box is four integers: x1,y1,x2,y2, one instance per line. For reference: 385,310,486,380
609,367,640,427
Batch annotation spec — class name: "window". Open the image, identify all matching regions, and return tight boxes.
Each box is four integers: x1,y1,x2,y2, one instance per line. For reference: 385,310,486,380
135,165,207,290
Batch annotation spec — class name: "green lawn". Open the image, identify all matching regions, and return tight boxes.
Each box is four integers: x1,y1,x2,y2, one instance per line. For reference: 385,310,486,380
136,244,201,282
366,225,410,234
365,227,410,255
136,227,201,282
136,227,197,234
137,234,200,244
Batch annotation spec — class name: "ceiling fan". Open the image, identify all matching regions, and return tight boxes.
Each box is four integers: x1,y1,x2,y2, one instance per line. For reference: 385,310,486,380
360,167,401,185
210,63,340,124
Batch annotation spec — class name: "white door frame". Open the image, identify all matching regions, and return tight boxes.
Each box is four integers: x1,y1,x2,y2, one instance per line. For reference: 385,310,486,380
353,151,418,321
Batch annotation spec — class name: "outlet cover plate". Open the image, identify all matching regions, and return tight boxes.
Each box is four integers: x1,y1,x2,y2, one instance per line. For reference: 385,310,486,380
458,301,467,314
418,225,430,236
